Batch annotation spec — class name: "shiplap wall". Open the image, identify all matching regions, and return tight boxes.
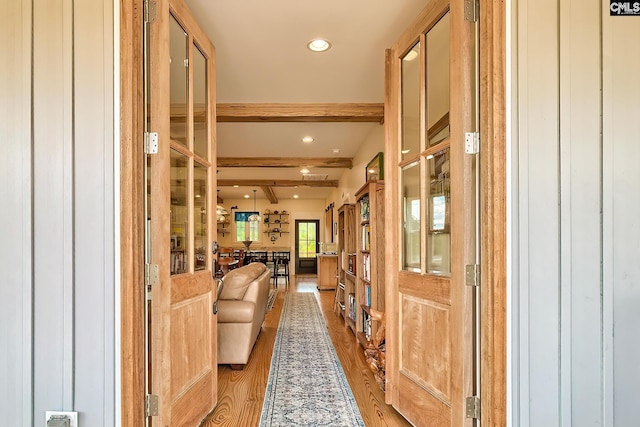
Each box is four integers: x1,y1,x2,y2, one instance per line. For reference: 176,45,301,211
513,0,640,425
0,0,116,425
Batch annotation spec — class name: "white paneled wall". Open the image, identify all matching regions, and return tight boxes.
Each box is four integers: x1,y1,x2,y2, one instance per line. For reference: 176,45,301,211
512,1,640,425
0,0,116,425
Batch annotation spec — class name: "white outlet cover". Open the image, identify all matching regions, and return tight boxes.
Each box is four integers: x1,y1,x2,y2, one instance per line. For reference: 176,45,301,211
45,411,78,427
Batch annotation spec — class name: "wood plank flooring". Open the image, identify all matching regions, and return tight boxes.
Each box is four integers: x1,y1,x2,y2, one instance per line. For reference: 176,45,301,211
200,275,411,427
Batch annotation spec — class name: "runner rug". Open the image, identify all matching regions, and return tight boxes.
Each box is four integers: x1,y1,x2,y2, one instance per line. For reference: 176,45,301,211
259,293,365,427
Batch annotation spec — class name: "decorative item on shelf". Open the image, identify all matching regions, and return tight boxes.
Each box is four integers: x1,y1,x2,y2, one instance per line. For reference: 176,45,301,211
216,204,229,223
366,151,384,182
264,209,271,214
273,210,279,214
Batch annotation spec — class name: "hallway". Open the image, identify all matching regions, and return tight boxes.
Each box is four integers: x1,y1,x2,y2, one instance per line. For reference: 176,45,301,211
201,275,411,427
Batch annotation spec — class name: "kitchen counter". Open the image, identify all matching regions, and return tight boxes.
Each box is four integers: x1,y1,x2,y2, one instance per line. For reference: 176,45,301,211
317,253,338,291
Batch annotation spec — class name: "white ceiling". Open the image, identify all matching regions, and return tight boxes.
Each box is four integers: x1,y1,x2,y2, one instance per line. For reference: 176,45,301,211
183,0,427,202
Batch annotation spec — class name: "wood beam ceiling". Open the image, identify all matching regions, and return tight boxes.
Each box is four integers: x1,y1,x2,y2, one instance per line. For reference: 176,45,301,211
216,103,384,123
217,179,339,188
217,157,353,169
260,186,278,204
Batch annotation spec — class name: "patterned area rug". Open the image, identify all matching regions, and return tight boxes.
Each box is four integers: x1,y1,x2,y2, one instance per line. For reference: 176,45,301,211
266,289,278,312
260,293,364,427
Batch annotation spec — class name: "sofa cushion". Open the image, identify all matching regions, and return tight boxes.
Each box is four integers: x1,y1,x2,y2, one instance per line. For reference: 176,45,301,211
220,262,267,300
217,300,255,323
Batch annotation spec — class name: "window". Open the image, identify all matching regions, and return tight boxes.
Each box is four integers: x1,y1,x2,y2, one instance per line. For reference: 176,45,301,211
234,211,260,242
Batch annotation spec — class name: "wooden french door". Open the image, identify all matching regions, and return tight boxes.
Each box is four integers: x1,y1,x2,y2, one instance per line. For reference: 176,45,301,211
145,0,218,425
385,0,479,426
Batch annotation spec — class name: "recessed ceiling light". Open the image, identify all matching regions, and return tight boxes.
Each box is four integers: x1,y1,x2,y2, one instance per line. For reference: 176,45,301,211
300,168,310,174
401,149,411,154
293,194,299,199
368,169,376,174
332,148,340,154
307,38,332,52
302,136,314,143
233,185,239,188
244,194,250,199
195,194,201,198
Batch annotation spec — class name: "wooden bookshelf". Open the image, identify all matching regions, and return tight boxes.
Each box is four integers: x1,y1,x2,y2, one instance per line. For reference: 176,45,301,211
336,203,357,335
355,181,385,345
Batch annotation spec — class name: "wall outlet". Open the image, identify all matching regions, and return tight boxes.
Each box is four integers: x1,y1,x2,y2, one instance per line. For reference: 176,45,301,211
45,411,78,427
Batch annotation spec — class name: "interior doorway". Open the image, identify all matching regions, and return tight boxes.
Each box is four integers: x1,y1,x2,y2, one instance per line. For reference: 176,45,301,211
295,219,319,275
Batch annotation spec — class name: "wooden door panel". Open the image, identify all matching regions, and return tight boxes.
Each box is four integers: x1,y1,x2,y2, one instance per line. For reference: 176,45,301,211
170,293,215,425
170,370,215,426
400,295,451,401
170,294,213,397
397,374,450,427
399,271,450,305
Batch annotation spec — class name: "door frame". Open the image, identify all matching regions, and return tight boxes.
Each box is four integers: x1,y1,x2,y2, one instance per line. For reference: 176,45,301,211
120,0,507,425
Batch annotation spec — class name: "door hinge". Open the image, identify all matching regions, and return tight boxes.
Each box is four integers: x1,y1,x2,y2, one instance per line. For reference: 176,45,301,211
145,394,159,417
144,0,157,23
464,0,479,22
466,395,481,419
465,264,480,287
145,263,159,300
464,132,480,154
144,132,159,154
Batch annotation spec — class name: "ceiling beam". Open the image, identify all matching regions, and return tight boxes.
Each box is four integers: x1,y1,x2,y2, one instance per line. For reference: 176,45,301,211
217,179,339,188
217,157,353,169
260,186,278,204
216,103,384,123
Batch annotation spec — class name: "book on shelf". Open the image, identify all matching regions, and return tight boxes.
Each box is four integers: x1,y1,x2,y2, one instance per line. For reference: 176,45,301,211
360,194,370,221
347,254,356,275
363,253,371,281
362,224,370,251
348,293,357,321
364,284,371,307
363,311,372,341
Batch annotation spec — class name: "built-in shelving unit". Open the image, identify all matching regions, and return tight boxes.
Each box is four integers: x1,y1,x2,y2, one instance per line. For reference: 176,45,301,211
355,181,385,347
263,212,290,238
336,203,357,334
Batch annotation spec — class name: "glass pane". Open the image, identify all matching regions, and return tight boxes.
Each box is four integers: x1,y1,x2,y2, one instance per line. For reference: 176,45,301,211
426,12,450,147
235,221,245,241
170,15,188,147
426,148,451,274
401,43,421,161
250,221,259,241
193,163,207,271
402,162,421,271
170,150,189,275
193,45,208,159
298,223,316,258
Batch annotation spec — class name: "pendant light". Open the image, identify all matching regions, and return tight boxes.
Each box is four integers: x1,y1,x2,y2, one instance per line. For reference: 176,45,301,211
247,189,260,222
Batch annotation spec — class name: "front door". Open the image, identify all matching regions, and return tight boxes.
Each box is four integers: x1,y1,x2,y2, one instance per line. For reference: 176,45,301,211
295,220,319,274
145,0,218,425
386,0,479,425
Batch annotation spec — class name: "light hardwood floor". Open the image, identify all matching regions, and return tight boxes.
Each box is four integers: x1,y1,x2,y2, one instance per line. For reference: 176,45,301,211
200,275,411,427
